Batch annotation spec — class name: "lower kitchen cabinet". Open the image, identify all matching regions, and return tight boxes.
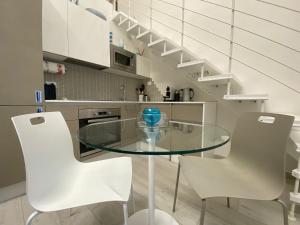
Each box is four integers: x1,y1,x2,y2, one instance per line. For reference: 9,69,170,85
140,104,172,119
122,104,140,119
66,120,80,160
0,106,41,188
171,104,203,123
45,104,78,120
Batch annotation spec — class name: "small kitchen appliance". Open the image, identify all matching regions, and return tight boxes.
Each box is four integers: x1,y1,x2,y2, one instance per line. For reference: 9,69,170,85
163,86,175,101
182,88,195,102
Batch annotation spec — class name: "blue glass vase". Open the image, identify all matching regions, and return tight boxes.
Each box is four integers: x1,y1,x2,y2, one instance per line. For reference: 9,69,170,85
143,107,161,127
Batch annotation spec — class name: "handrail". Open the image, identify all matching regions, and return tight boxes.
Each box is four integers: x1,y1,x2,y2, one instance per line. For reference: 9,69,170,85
183,34,229,57
235,9,300,34
232,58,300,94
256,0,300,14
144,0,300,34
123,1,300,54
117,1,300,95
184,21,231,42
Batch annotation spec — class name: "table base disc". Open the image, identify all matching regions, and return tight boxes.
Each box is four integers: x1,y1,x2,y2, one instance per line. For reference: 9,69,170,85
127,209,179,225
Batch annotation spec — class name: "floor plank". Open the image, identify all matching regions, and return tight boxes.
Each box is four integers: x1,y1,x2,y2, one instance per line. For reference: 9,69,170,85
0,155,300,225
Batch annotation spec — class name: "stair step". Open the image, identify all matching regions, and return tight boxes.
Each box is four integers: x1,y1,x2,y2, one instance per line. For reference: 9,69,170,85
136,31,151,39
197,74,232,83
292,169,300,179
118,17,129,26
290,192,300,204
126,24,139,32
148,39,165,47
161,48,183,57
223,94,269,101
177,59,205,68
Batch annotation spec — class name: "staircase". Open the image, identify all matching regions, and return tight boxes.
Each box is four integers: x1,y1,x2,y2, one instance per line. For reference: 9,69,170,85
112,11,269,105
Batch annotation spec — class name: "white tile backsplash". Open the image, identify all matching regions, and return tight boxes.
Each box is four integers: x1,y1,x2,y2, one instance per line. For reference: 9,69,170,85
44,62,163,101
44,63,143,101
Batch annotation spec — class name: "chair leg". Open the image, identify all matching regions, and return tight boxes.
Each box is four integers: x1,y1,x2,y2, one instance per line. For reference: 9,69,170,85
26,211,41,225
172,163,181,212
131,185,136,213
199,199,206,225
227,197,230,208
122,203,129,225
274,199,289,225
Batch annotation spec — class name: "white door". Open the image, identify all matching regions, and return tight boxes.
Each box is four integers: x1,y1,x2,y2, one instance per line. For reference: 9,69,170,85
42,0,68,57
68,2,110,67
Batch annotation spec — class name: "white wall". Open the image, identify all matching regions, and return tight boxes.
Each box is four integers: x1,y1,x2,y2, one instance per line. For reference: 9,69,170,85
117,0,300,167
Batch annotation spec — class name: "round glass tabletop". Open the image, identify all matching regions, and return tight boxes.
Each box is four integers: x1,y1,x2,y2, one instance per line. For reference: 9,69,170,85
78,118,230,155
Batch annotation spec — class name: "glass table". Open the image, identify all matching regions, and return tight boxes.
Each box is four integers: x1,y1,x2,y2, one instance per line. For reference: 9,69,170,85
79,118,230,225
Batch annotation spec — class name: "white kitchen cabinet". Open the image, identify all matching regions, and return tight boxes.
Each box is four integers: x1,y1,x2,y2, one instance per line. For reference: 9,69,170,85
42,0,68,57
68,2,110,67
136,55,151,78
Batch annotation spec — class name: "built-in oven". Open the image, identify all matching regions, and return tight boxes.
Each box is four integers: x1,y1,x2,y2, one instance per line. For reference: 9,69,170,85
110,44,136,74
79,108,121,158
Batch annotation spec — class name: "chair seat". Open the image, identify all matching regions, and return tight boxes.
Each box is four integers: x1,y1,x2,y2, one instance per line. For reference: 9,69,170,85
180,156,281,200
29,157,132,212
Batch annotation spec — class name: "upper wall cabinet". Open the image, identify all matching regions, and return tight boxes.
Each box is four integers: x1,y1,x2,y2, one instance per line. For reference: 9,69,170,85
42,0,110,67
42,0,68,57
67,2,110,67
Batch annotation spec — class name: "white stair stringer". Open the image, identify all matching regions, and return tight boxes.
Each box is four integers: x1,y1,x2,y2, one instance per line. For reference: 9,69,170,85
112,11,269,103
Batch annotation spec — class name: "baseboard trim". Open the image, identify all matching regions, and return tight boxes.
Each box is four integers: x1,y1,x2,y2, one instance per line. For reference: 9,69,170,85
0,181,26,203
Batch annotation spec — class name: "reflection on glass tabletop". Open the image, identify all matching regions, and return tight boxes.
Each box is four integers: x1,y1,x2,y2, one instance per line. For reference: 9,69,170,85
78,118,230,155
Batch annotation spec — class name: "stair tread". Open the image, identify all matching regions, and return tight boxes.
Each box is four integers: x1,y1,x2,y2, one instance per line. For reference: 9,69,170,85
290,192,300,203
127,24,139,32
177,59,205,68
115,12,137,23
148,39,165,47
197,74,232,82
161,48,183,57
223,94,269,101
136,31,151,39
292,169,300,178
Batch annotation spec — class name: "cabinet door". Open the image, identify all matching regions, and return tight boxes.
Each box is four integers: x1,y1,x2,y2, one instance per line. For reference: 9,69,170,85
0,0,43,105
46,104,78,120
140,104,172,119
0,106,40,188
171,104,203,123
122,104,140,119
66,120,80,160
42,0,68,57
68,2,110,67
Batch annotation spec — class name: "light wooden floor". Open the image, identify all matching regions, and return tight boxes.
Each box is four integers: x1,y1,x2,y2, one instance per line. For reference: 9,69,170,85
1,155,300,225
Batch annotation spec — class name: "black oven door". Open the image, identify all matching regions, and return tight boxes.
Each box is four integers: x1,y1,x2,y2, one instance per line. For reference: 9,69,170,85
79,116,121,158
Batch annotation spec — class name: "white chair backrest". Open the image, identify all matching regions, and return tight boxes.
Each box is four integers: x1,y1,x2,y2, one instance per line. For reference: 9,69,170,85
11,112,79,200
229,112,294,191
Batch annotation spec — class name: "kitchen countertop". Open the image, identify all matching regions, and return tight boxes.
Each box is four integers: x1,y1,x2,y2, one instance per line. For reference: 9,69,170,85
45,100,215,104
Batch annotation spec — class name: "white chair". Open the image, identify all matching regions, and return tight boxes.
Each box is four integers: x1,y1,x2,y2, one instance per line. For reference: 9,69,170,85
173,112,294,225
12,112,132,225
